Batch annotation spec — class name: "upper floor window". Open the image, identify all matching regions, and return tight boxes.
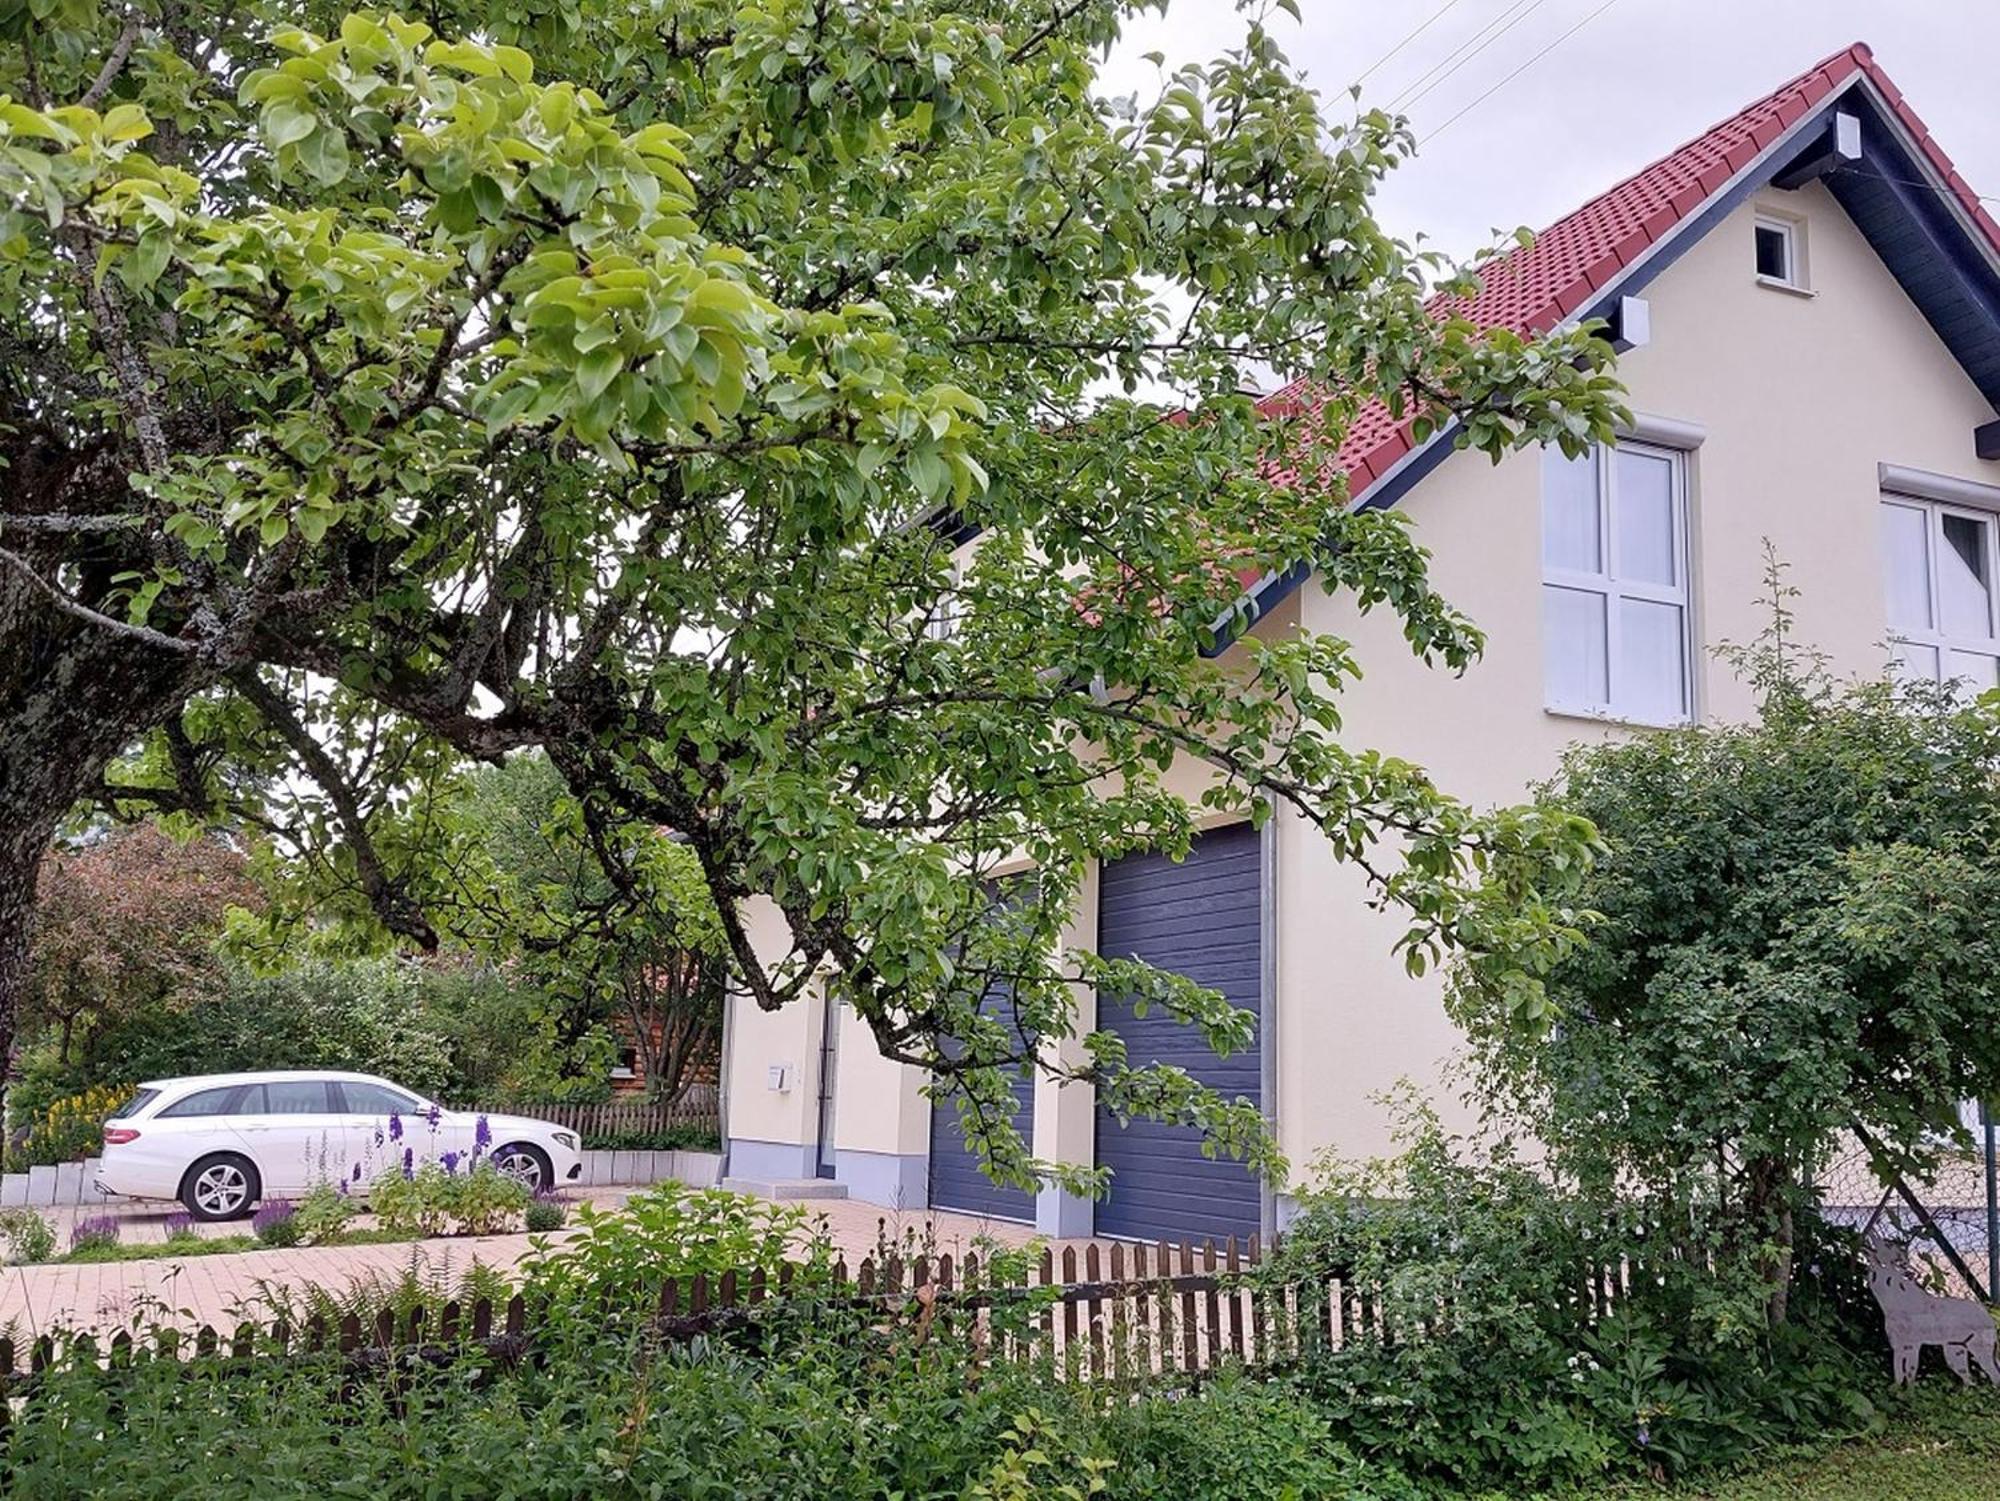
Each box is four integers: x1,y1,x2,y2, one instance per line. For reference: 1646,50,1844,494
1754,211,1808,291
1542,442,1692,725
926,559,966,641
1880,494,2000,695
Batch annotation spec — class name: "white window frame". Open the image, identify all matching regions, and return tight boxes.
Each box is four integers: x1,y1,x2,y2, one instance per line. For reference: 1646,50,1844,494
1542,440,1694,726
926,557,965,641
1881,490,2000,690
1754,209,1811,294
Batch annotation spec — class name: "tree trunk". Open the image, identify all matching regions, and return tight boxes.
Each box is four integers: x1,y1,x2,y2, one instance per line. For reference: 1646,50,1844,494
1744,1153,1796,1326
0,581,204,1121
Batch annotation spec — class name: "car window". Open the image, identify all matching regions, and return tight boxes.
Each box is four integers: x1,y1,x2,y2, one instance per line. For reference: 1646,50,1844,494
110,1088,161,1120
338,1081,422,1115
260,1080,335,1114
157,1085,246,1118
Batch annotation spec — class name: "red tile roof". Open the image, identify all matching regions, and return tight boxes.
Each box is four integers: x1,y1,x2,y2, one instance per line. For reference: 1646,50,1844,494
1265,42,1999,508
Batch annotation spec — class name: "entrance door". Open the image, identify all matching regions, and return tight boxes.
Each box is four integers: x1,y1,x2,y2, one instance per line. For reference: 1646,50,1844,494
813,989,840,1179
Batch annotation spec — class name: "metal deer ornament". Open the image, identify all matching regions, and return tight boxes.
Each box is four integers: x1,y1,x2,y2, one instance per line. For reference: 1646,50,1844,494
1863,1235,2000,1387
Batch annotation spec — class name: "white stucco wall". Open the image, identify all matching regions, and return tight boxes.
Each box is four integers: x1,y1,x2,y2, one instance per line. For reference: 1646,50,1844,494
1276,181,2000,1171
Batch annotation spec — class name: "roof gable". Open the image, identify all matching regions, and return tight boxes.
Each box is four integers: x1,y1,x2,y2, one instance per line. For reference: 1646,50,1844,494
1223,43,2000,646
1272,42,2000,512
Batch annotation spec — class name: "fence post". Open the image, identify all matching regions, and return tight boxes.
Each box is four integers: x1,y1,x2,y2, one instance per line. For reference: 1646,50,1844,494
1984,1097,1999,1308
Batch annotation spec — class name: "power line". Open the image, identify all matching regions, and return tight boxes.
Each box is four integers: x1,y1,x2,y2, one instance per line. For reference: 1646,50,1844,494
1348,0,1471,92
1424,0,1626,145
1389,0,1555,113
1827,163,2000,211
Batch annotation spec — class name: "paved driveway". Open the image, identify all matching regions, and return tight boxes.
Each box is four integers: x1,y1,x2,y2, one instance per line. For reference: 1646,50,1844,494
2,1192,1047,1337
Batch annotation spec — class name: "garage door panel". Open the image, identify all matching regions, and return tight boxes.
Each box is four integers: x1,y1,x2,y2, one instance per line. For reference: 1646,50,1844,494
927,983,1037,1223
1094,822,1263,1245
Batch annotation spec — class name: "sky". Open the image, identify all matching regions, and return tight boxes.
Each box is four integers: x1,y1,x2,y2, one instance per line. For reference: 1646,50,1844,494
1102,0,2000,263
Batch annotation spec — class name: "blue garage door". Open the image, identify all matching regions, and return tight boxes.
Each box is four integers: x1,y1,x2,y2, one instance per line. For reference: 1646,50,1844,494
1095,822,1263,1244
927,984,1037,1222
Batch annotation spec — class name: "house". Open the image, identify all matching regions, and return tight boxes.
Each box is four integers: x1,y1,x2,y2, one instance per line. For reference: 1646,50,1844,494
721,44,2000,1242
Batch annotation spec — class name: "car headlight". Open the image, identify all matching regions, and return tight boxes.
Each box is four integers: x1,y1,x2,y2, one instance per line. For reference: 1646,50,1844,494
553,1131,578,1151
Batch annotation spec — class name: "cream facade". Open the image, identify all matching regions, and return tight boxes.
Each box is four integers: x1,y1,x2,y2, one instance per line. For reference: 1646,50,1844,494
723,56,2000,1242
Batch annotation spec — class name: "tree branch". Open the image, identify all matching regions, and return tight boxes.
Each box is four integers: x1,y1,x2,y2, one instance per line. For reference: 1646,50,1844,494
0,545,196,654
79,15,145,109
232,669,440,949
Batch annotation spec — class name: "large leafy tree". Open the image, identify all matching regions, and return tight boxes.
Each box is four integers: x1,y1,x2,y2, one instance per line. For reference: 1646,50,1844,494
1457,581,2000,1321
0,0,1622,1184
27,823,257,1066
441,752,728,1104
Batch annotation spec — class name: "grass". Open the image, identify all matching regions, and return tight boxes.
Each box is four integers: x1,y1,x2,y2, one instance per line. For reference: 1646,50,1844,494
58,1225,423,1265
1574,1386,2000,1499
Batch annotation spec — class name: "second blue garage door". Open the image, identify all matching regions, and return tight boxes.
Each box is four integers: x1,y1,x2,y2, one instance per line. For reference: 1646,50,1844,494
1094,822,1264,1244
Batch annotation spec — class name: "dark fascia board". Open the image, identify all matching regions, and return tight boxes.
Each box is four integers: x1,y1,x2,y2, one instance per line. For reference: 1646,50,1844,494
1215,72,2000,654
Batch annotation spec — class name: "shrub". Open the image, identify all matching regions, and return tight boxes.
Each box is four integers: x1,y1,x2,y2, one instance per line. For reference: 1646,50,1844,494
368,1161,528,1239
1264,1102,1882,1492
0,1316,1427,1500
292,1184,356,1246
524,1193,568,1234
575,1123,722,1152
162,1211,199,1244
0,1207,57,1264
521,1184,831,1322
3,1083,136,1169
69,1215,120,1254
252,1200,300,1248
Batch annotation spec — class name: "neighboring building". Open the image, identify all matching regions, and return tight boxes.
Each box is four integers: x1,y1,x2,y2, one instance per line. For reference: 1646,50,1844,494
722,44,2000,1242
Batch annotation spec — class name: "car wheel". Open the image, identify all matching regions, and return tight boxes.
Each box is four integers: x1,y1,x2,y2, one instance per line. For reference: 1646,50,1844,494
491,1143,551,1194
182,1153,260,1221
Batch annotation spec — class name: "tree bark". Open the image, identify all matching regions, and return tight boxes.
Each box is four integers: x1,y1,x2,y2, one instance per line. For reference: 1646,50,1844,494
0,579,202,1119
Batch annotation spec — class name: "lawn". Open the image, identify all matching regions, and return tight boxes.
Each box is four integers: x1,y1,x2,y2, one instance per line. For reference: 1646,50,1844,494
1577,1387,2000,1500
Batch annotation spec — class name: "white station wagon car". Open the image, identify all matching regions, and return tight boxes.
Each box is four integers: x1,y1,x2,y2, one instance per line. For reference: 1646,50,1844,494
98,1070,583,1220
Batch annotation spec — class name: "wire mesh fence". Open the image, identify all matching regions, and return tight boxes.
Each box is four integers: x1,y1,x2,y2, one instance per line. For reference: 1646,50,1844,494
1816,1104,2000,1304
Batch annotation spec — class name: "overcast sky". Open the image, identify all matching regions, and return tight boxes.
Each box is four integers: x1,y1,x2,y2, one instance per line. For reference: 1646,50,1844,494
1103,1,1999,263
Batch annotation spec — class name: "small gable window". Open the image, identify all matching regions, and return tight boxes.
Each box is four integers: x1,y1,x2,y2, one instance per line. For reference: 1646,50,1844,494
1753,213,1807,290
1542,442,1693,726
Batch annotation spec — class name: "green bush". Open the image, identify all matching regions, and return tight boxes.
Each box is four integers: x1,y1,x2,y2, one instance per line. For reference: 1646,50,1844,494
1265,1104,1882,1492
368,1161,528,1239
575,1123,722,1152
3,1083,136,1169
292,1184,357,1246
252,1201,301,1248
0,1206,56,1264
0,1317,1419,1501
521,1184,831,1322
523,1194,568,1234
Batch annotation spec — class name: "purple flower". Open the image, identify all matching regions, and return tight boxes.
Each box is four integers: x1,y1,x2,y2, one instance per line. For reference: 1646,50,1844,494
252,1199,296,1234
425,1102,442,1130
387,1113,403,1143
474,1115,492,1154
351,1161,363,1183
336,1180,349,1198
441,1150,461,1176
71,1215,120,1250
163,1211,196,1238
373,1127,385,1148
401,1146,415,1179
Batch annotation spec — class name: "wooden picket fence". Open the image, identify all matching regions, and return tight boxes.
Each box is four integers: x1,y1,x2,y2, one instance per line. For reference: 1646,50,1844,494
0,1233,1357,1398
463,1089,720,1145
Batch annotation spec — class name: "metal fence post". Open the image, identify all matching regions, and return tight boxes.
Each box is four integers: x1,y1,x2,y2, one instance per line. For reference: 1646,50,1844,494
1983,1097,1999,1308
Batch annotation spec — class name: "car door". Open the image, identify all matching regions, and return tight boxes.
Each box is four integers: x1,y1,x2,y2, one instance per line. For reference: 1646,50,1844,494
333,1078,431,1180
227,1079,347,1196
